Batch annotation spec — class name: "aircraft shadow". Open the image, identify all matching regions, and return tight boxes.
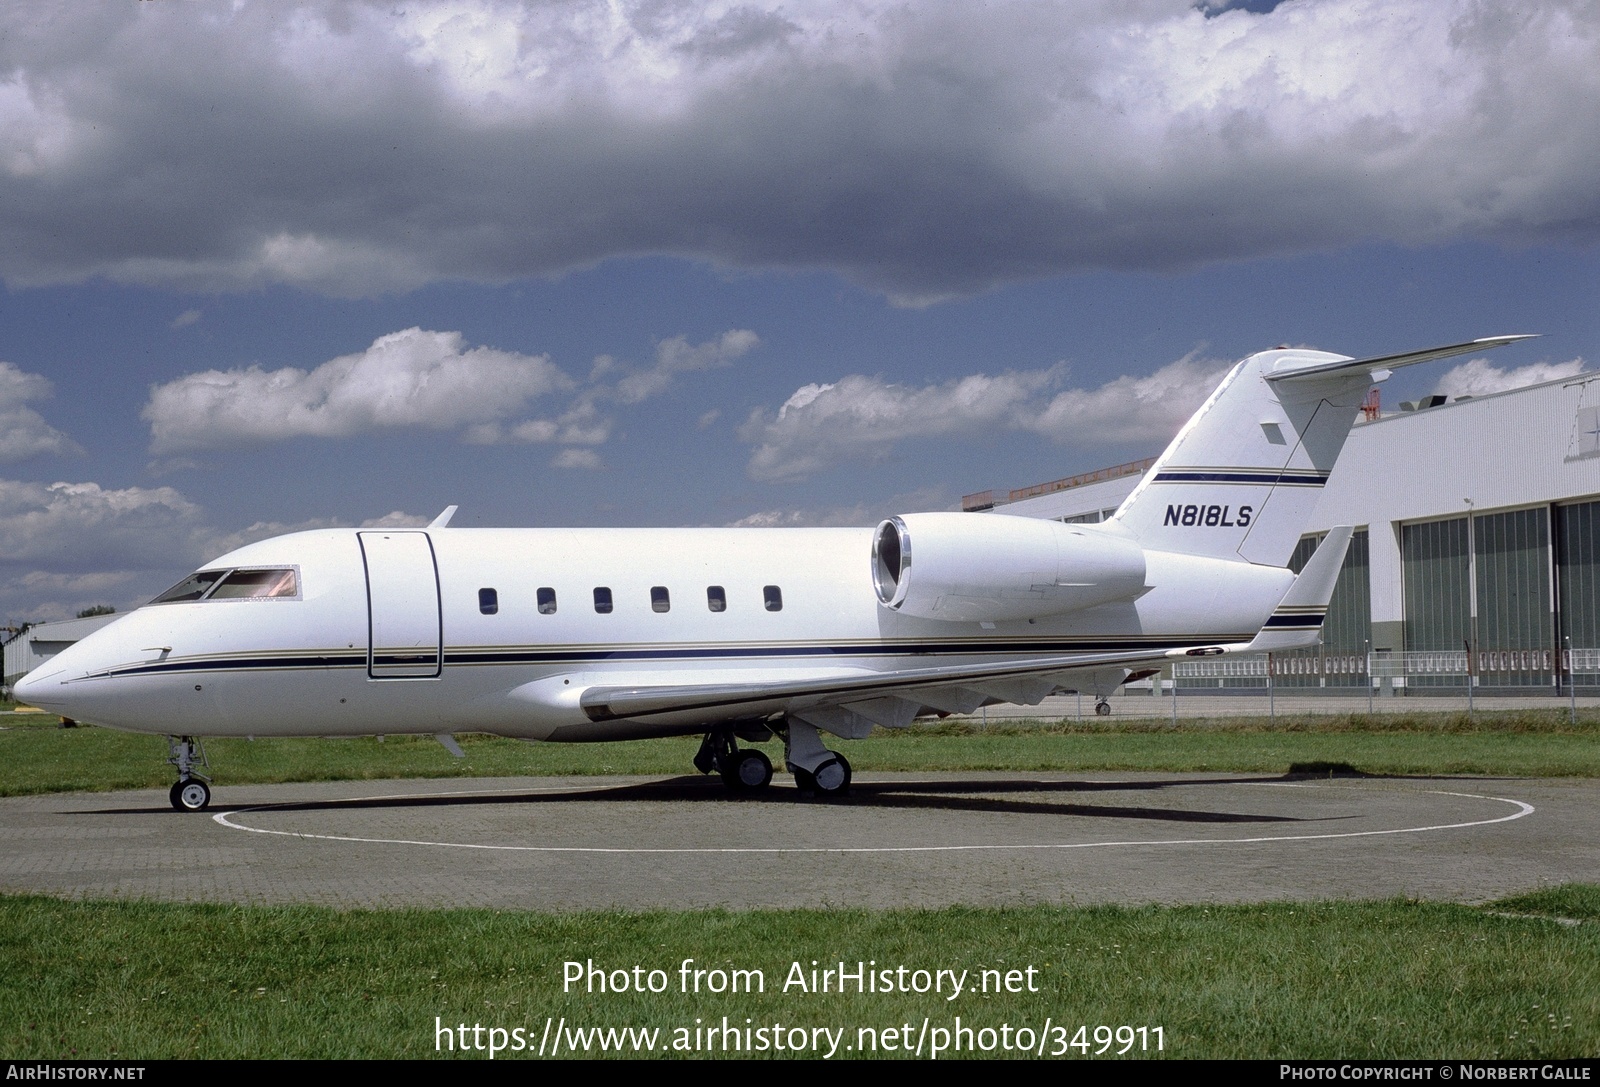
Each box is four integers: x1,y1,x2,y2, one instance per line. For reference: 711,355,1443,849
75,772,1355,825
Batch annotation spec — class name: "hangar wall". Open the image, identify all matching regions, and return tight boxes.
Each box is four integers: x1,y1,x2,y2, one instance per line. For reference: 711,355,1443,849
977,370,1600,692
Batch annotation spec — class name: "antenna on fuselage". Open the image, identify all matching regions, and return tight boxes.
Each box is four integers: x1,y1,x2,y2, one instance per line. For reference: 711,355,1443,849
428,505,459,529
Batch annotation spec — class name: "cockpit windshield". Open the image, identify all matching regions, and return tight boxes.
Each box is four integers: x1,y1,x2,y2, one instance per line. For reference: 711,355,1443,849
151,570,227,603
210,568,298,599
150,567,299,604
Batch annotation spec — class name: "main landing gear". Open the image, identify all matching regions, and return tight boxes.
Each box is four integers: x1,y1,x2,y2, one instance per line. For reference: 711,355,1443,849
782,719,851,798
694,720,852,798
694,727,773,794
166,735,212,812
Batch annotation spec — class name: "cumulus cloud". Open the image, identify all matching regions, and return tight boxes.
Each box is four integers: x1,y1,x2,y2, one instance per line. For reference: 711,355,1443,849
741,370,1056,481
615,330,759,403
0,362,81,461
1434,356,1586,398
458,329,755,454
0,479,207,571
463,401,613,447
143,327,571,453
727,487,951,527
199,509,432,558
0,2,1595,299
1027,352,1233,446
361,510,432,528
197,517,344,559
0,476,435,621
728,503,873,527
552,447,603,469
16,570,138,596
170,308,201,329
739,354,1225,481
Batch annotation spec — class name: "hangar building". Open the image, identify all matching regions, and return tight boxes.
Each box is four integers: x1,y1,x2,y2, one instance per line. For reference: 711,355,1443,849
966,370,1600,693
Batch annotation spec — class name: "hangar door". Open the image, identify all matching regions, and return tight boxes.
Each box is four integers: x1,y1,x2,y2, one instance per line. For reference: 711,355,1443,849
359,530,442,679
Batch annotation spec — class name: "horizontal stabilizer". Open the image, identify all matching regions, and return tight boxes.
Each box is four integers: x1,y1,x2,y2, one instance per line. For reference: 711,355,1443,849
1264,336,1536,384
1244,526,1354,652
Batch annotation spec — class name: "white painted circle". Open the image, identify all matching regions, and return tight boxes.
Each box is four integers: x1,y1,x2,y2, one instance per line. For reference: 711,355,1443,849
212,779,1535,855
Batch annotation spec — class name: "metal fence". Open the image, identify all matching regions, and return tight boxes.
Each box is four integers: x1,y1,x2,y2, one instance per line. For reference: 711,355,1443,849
1171,647,1600,691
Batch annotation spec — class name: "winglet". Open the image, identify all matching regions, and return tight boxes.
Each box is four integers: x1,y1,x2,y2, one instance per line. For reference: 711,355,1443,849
428,505,459,529
1243,526,1355,652
1264,335,1537,384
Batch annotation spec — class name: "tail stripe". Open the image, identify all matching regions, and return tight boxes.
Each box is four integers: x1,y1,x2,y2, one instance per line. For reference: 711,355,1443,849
1152,469,1330,486
1262,611,1327,630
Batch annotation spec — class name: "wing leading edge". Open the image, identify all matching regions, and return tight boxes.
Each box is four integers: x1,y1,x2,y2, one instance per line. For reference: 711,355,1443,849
578,644,1222,726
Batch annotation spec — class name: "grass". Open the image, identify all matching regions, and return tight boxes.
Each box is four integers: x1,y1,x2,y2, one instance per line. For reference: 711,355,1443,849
4,708,1595,1059
1,891,1594,1059
1,708,1597,798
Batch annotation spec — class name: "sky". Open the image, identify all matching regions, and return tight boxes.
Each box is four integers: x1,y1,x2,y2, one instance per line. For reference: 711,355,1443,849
0,0,1597,623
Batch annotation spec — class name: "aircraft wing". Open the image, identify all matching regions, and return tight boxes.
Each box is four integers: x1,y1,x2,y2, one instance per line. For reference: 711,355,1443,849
577,643,1231,734
581,528,1358,735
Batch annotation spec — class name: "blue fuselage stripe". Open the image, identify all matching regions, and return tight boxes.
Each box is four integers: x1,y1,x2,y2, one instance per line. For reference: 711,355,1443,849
92,635,1256,679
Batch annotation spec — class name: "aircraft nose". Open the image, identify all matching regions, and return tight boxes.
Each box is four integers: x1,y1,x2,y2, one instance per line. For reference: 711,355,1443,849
11,667,57,708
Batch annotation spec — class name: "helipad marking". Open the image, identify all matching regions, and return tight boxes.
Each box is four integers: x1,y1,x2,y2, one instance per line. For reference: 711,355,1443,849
212,781,1535,854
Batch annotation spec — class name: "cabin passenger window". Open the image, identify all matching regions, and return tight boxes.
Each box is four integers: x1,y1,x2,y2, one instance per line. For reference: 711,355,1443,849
763,585,783,612
478,588,499,615
537,587,557,615
593,587,613,614
651,586,670,613
707,586,726,612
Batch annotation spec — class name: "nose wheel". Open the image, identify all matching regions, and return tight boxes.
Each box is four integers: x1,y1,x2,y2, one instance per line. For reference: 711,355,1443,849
170,778,211,812
166,736,213,812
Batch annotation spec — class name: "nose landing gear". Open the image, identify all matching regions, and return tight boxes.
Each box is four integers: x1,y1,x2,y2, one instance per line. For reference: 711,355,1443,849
166,736,212,812
170,777,211,812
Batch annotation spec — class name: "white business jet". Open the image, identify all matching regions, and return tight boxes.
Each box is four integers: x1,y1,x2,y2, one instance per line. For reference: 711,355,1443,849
15,336,1530,810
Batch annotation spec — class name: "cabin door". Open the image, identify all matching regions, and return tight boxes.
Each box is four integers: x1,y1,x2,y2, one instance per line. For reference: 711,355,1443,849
358,530,443,679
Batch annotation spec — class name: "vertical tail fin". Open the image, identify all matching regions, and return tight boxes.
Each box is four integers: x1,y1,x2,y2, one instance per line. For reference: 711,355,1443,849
1110,337,1533,568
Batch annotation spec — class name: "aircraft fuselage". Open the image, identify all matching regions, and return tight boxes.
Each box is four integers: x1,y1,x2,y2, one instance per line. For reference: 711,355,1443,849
18,524,1290,741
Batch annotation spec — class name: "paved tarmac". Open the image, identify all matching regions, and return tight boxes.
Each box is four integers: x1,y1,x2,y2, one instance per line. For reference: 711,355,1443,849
2,771,1595,911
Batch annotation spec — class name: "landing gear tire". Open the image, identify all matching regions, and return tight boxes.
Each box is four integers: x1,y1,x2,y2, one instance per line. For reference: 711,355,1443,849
170,778,211,812
1095,700,1112,717
810,753,851,797
721,749,773,793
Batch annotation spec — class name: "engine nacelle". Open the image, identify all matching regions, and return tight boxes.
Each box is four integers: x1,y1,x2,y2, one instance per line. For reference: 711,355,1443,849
872,512,1148,622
